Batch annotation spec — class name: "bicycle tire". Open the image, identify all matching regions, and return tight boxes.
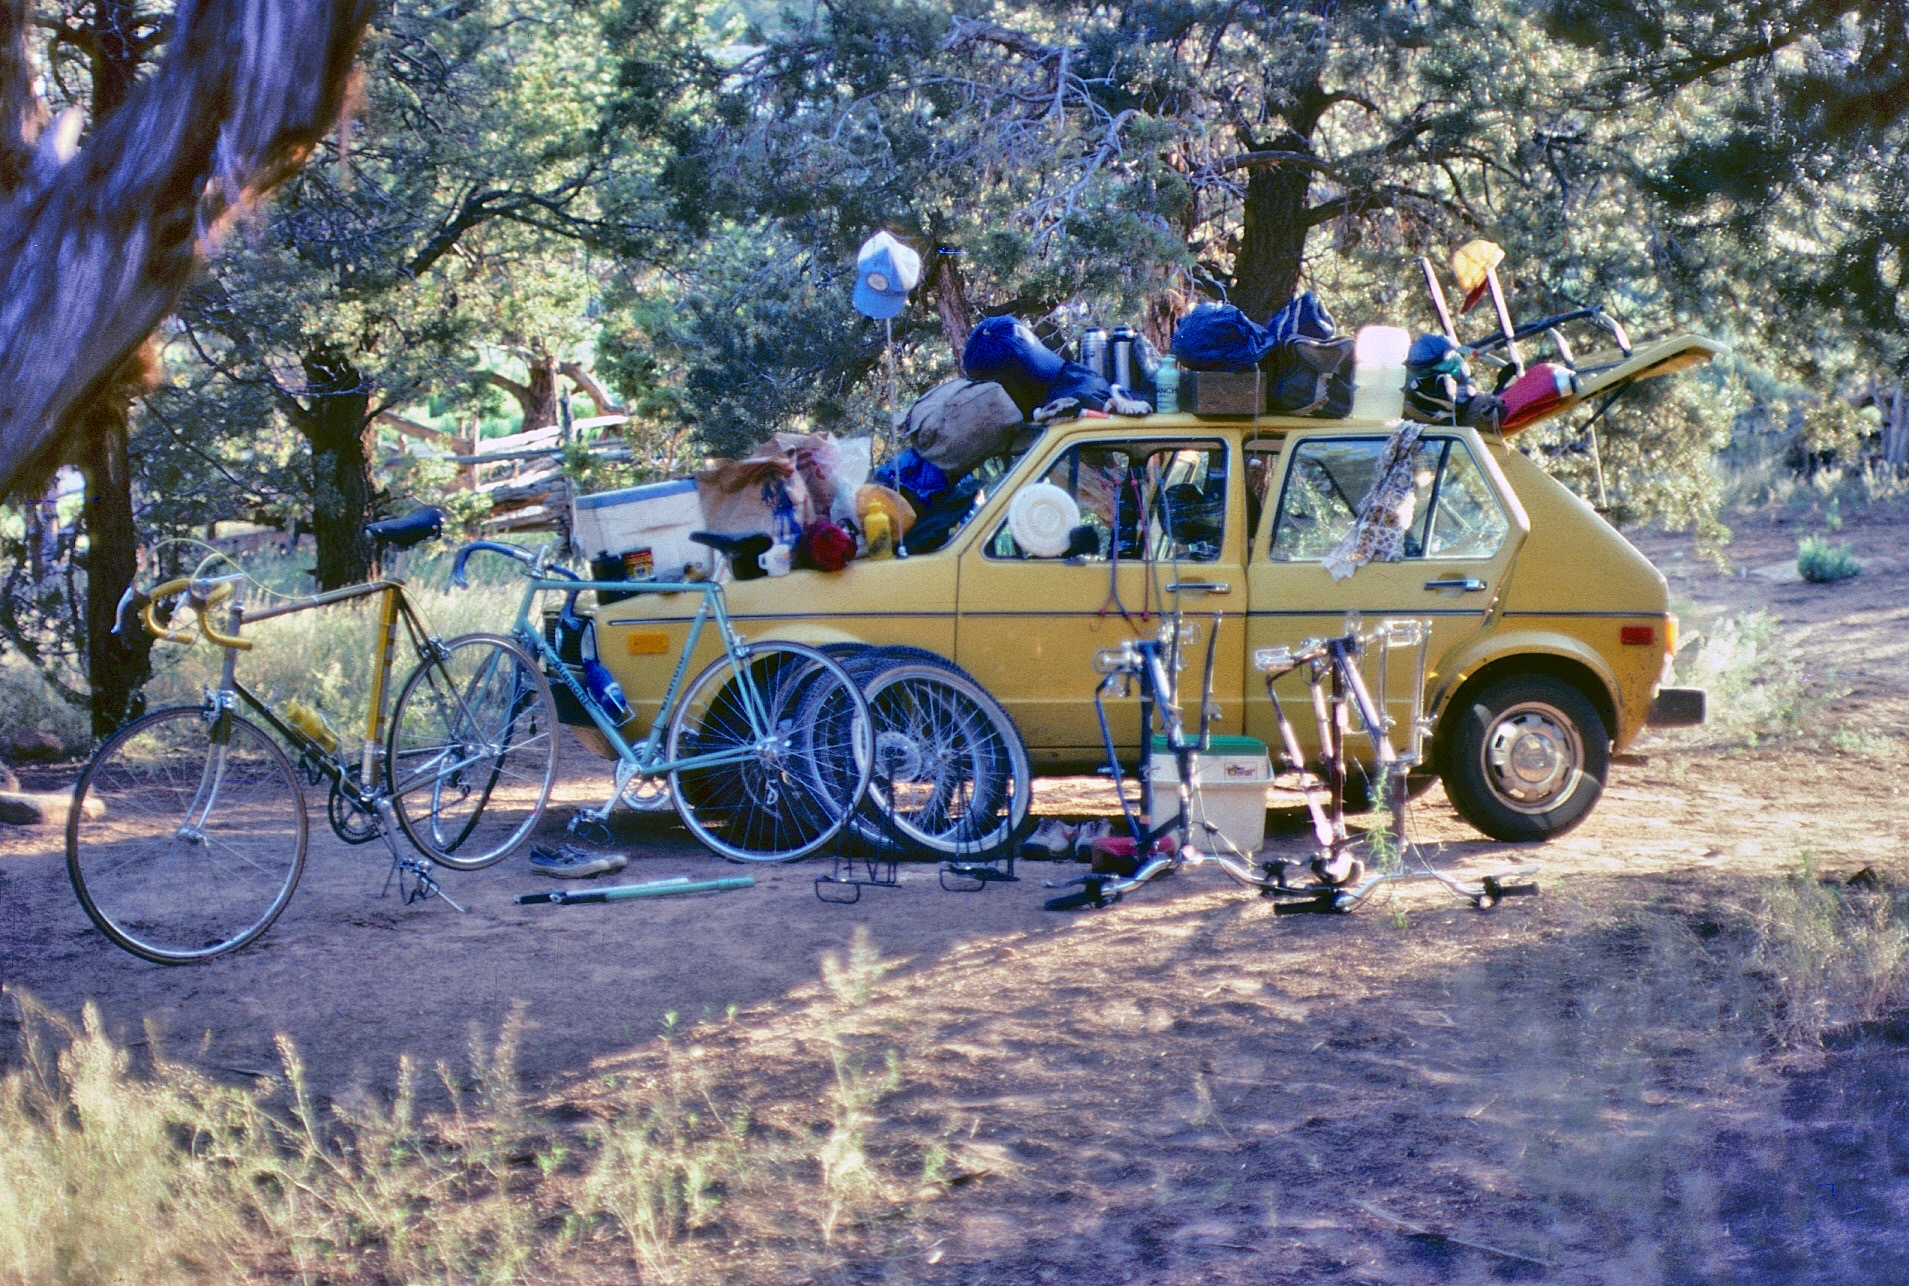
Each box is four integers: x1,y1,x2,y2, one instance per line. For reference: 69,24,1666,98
67,706,307,964
667,641,872,863
387,633,558,869
843,649,1032,862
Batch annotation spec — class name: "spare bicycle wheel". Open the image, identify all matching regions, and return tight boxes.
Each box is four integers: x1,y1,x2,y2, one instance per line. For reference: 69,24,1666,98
844,648,1031,861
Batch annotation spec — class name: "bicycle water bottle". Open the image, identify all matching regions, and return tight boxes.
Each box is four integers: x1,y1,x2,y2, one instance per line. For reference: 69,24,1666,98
1154,356,1180,414
583,658,637,731
279,698,340,755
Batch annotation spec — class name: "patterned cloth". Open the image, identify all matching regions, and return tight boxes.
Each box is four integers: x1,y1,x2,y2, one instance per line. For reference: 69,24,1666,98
1323,422,1423,580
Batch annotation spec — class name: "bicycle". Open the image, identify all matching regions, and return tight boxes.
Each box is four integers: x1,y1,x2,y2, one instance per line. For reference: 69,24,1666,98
68,517,558,963
1042,612,1538,913
449,540,874,864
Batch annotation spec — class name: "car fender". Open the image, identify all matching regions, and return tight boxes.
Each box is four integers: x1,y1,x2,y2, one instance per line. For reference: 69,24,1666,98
1429,629,1620,735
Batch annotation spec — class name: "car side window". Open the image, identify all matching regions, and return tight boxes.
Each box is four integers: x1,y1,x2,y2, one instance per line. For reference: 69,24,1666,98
1268,435,1505,562
987,441,1228,562
1422,440,1510,558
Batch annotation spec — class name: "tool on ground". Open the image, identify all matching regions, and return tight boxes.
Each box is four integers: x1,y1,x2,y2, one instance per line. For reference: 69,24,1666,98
516,875,754,906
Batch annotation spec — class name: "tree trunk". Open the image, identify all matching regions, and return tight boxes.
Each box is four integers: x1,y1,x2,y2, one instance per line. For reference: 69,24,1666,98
0,0,373,498
74,0,155,737
78,406,150,735
484,354,562,431
300,349,374,589
1230,129,1314,322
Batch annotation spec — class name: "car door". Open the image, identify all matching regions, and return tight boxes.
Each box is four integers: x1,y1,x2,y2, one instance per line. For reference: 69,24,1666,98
957,431,1249,769
1244,426,1530,763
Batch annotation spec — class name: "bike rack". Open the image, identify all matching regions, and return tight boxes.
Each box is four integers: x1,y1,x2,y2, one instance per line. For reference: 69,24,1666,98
815,776,1019,903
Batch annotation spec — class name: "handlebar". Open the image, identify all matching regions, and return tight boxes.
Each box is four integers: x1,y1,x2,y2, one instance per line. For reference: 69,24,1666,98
451,540,539,588
137,576,252,650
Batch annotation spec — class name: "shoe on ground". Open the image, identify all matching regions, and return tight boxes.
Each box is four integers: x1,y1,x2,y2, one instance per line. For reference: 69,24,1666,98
1071,818,1114,860
1020,817,1077,860
530,845,630,879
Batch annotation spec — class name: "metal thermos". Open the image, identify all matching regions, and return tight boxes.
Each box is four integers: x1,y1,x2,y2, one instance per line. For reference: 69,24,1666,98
1079,328,1109,380
1110,325,1137,389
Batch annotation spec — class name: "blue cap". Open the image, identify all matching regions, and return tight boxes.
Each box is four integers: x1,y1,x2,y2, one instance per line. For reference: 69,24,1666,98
853,231,921,319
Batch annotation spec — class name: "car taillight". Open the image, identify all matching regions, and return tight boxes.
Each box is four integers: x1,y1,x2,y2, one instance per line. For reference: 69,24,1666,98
1664,614,1678,656
1621,624,1655,646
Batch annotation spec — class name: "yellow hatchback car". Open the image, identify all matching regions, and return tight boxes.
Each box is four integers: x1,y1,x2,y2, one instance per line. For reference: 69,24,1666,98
595,336,1716,843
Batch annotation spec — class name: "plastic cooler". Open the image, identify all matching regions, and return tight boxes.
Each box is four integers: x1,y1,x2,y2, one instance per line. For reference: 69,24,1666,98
1146,734,1272,856
570,479,705,577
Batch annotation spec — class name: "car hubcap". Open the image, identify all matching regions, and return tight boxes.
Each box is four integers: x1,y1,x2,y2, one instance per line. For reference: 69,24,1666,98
1481,702,1581,812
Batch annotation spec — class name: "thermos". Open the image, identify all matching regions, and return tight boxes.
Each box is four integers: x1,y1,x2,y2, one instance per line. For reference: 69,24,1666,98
1079,327,1109,380
1110,325,1137,389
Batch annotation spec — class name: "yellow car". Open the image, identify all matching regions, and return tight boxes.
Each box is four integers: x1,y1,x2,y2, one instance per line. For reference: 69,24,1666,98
594,335,1718,843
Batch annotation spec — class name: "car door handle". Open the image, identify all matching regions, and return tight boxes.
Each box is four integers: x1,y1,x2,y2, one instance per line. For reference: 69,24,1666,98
1166,581,1231,594
1424,577,1487,592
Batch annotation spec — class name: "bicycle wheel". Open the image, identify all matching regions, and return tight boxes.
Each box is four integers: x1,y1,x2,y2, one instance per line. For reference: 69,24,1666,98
67,706,307,964
667,641,872,863
387,633,558,869
845,650,1032,861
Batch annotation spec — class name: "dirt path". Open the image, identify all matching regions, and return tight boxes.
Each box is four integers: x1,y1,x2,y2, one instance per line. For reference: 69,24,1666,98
4,506,1908,1282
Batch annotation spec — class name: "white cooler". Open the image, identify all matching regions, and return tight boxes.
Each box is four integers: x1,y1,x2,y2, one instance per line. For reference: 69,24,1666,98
1147,735,1272,856
570,479,706,578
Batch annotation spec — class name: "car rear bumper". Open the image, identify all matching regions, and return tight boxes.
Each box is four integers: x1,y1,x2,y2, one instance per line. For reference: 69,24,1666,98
1647,687,1706,728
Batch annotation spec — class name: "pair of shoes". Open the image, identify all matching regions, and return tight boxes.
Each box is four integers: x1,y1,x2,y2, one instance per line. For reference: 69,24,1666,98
529,844,630,879
1070,818,1114,859
1021,818,1077,859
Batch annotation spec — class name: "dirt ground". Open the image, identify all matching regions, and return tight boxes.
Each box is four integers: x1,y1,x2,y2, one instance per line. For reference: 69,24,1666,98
5,504,1909,1282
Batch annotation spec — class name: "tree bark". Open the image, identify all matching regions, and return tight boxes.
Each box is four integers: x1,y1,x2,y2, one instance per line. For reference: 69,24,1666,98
77,376,152,734
1230,128,1313,321
0,0,373,499
299,348,374,589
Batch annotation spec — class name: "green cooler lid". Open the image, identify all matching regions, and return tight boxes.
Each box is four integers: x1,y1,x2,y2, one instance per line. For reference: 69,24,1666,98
1150,734,1267,756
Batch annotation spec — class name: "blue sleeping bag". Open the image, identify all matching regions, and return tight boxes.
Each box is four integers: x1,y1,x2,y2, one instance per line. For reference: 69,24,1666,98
1169,304,1272,371
963,316,1114,415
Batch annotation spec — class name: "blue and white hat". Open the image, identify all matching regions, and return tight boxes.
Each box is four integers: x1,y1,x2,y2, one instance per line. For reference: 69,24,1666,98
852,231,922,320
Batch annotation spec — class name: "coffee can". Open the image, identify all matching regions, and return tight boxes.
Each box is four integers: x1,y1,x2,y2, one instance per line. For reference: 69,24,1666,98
621,547,655,580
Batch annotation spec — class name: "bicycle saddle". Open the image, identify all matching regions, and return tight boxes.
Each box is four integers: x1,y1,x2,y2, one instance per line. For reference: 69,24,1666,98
367,507,443,550
689,530,772,581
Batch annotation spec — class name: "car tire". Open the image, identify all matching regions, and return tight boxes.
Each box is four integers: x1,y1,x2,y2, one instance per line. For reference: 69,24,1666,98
1439,673,1608,842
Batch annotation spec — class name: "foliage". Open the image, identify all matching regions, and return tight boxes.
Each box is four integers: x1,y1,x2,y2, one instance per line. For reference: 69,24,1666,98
1752,855,1909,1047
1796,534,1862,583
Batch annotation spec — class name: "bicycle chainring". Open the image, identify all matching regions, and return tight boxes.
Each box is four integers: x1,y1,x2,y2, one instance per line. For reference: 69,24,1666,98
328,782,381,845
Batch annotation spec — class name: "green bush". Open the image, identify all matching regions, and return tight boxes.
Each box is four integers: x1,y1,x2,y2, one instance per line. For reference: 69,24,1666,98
1797,535,1861,583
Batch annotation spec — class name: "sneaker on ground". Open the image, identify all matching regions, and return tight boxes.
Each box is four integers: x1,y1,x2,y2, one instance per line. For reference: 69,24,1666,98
1020,817,1077,859
529,845,630,879
1071,818,1114,860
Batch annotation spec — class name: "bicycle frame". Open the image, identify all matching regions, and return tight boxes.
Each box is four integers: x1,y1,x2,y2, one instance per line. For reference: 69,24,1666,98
505,574,801,838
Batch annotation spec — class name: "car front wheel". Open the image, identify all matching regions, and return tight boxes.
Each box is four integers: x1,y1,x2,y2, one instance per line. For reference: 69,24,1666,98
1439,673,1609,842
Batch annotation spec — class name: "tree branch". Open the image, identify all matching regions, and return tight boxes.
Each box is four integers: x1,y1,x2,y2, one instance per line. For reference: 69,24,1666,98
0,0,375,498
558,361,625,416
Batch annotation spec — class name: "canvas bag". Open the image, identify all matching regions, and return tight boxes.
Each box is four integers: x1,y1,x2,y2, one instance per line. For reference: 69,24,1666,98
903,380,1023,478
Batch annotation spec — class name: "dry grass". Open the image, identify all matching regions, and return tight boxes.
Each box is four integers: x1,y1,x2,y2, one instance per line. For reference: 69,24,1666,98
0,930,915,1286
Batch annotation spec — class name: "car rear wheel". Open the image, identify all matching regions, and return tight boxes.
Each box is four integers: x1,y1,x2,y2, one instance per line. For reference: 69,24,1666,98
1439,673,1608,842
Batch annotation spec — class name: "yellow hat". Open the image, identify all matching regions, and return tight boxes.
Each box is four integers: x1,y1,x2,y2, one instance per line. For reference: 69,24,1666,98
1451,239,1504,311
